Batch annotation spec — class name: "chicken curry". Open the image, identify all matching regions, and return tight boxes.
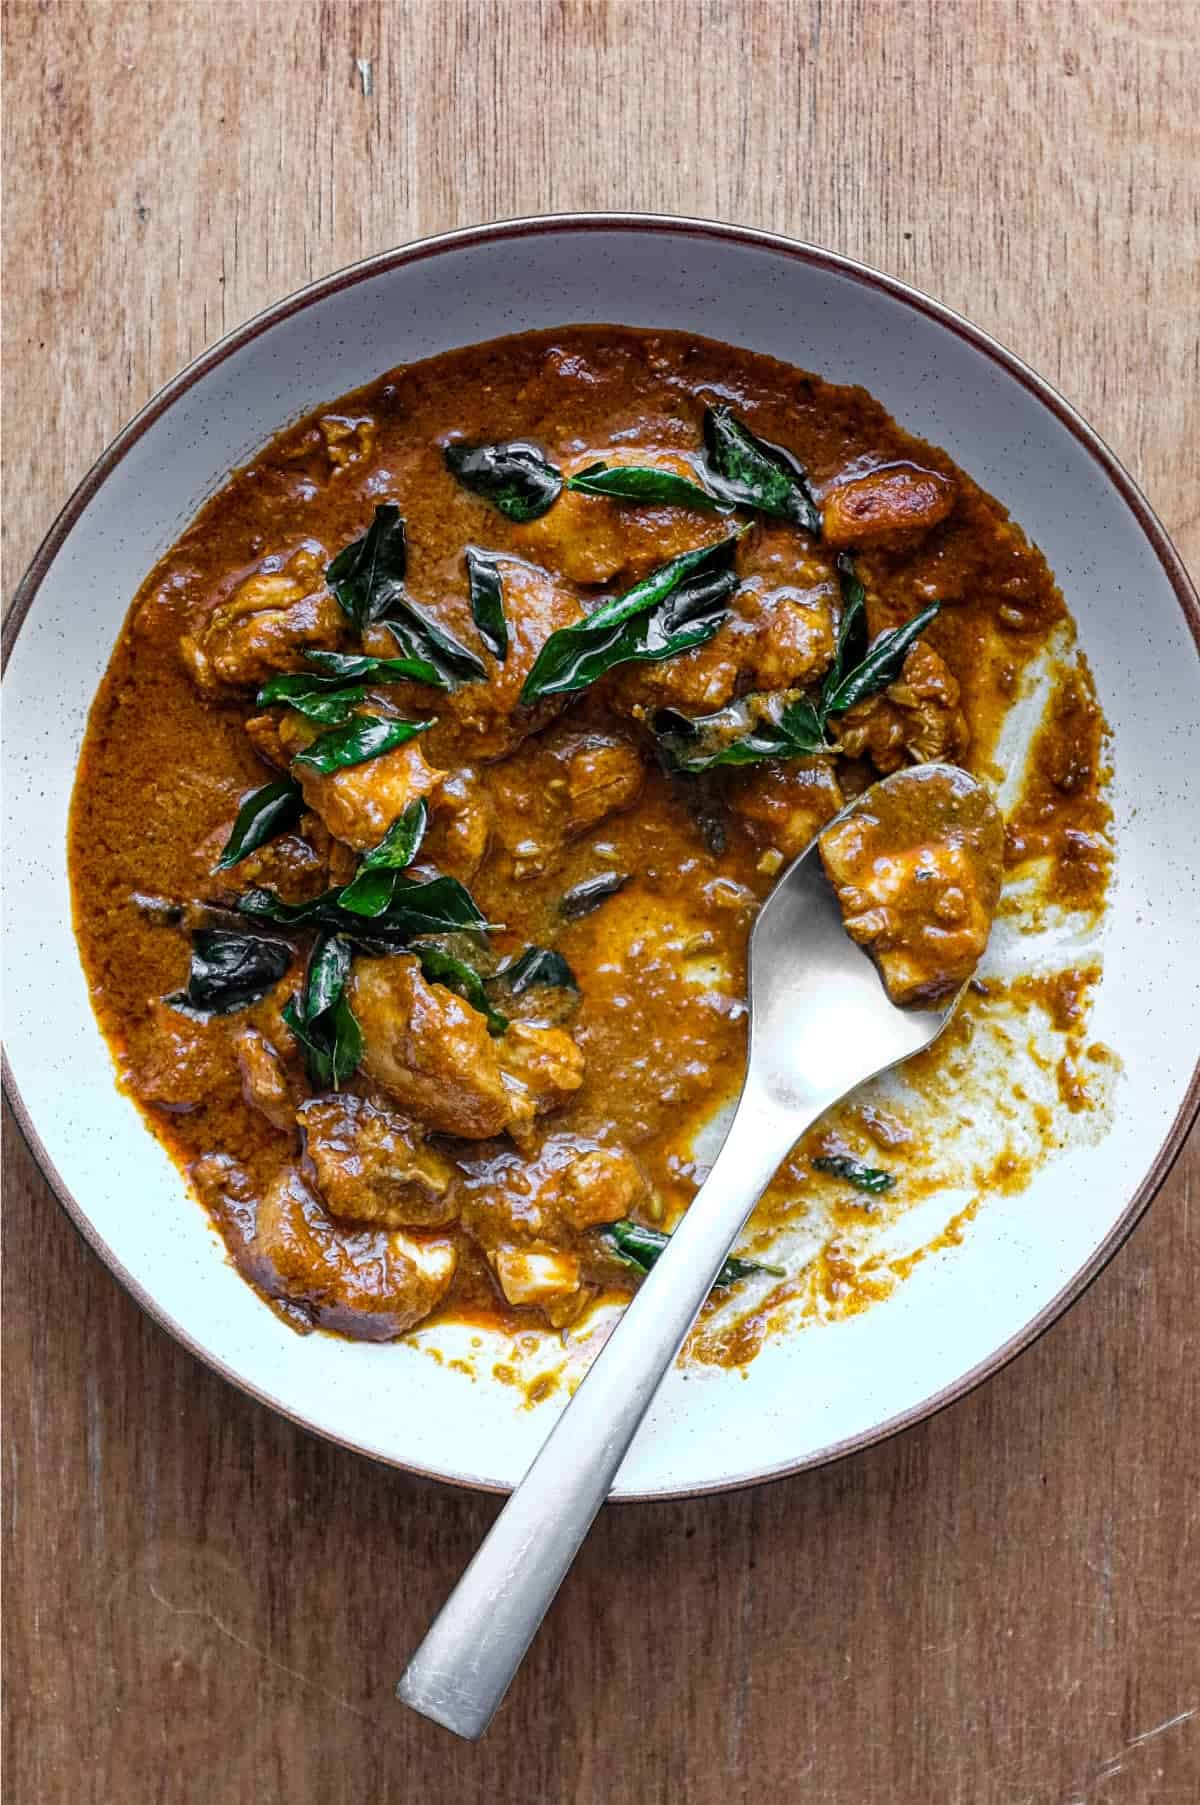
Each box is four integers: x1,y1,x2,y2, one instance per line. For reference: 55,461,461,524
69,326,1107,1352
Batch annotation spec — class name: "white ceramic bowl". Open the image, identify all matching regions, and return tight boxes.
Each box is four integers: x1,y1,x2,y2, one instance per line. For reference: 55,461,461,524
5,215,1198,1498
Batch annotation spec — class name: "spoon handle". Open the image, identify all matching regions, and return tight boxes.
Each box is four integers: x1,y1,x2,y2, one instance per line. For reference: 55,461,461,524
396,1084,810,1739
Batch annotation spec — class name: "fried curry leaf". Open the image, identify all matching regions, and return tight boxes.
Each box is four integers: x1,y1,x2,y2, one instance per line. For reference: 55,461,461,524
282,931,362,1088
290,713,433,775
256,672,369,724
490,946,578,994
213,779,304,870
654,692,828,773
444,439,564,522
302,647,445,688
820,553,869,704
465,547,508,660
325,502,409,632
520,536,741,703
598,1219,784,1290
412,942,509,1037
165,928,293,1017
560,872,630,919
812,1155,896,1196
304,929,353,1020
701,406,822,534
238,872,487,945
325,505,486,685
656,560,941,771
820,599,941,717
565,462,723,510
338,800,430,916
378,601,488,687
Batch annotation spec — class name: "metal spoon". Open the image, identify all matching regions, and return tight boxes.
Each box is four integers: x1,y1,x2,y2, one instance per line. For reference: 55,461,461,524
398,766,987,1738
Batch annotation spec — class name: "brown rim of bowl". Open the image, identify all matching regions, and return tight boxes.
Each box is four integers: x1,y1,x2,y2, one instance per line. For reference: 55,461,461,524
4,211,1199,1503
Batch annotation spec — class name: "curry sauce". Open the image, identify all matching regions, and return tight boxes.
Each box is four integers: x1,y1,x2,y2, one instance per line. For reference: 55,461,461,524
68,326,1112,1363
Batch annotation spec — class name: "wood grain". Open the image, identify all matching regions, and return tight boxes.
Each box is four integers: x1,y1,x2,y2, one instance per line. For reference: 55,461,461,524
3,2,1197,1800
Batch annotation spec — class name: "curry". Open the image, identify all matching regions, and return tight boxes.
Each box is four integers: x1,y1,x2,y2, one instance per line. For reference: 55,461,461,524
68,325,1109,1355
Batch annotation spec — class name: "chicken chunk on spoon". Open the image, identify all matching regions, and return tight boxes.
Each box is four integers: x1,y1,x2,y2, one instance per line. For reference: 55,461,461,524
819,762,1003,1006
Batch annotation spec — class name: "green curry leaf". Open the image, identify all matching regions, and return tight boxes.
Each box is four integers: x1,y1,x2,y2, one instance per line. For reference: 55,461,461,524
520,535,741,703
598,1219,784,1290
701,406,822,534
338,800,429,916
489,946,578,994
565,462,723,510
820,553,869,706
283,931,362,1088
812,1155,895,1196
444,440,563,522
325,502,409,633
290,713,433,776
325,505,486,685
820,600,941,717
465,547,508,660
654,692,828,773
655,559,941,771
560,872,630,919
165,928,293,1017
302,647,445,687
238,873,487,946
256,673,368,724
413,943,509,1037
213,779,304,870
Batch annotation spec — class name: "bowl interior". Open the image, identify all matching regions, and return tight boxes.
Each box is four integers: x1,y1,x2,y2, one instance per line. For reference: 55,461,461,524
5,221,1198,1496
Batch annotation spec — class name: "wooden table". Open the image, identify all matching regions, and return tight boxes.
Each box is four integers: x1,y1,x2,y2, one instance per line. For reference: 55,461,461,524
4,4,1197,1799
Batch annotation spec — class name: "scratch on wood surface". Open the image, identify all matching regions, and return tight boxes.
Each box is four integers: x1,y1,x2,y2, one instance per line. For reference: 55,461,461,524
84,1369,105,1545
146,1581,404,1739
1062,1706,1198,1802
1125,1707,1199,1749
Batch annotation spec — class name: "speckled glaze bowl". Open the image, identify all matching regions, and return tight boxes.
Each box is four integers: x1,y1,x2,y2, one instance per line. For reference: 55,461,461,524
5,216,1199,1498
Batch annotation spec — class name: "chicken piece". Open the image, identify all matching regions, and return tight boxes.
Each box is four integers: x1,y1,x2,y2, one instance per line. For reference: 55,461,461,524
819,764,1003,1006
728,756,844,860
607,616,753,715
609,543,836,718
198,816,327,903
318,413,376,473
423,767,492,881
558,733,645,836
491,1246,582,1309
560,1147,646,1229
299,812,361,887
132,1000,228,1113
833,640,968,773
510,448,720,586
277,712,446,851
213,1163,457,1341
243,712,290,770
179,546,344,693
511,486,626,586
234,1027,294,1131
734,523,838,689
739,591,837,690
498,1022,586,1122
349,954,514,1138
299,1092,460,1228
351,956,585,1144
433,560,584,762
822,463,957,548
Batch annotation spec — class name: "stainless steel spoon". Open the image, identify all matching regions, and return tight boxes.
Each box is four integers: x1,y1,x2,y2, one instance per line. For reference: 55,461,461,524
398,766,979,1739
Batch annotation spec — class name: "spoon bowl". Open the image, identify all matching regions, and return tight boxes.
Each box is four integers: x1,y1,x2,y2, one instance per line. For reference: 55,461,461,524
746,781,960,1117
398,765,992,1738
